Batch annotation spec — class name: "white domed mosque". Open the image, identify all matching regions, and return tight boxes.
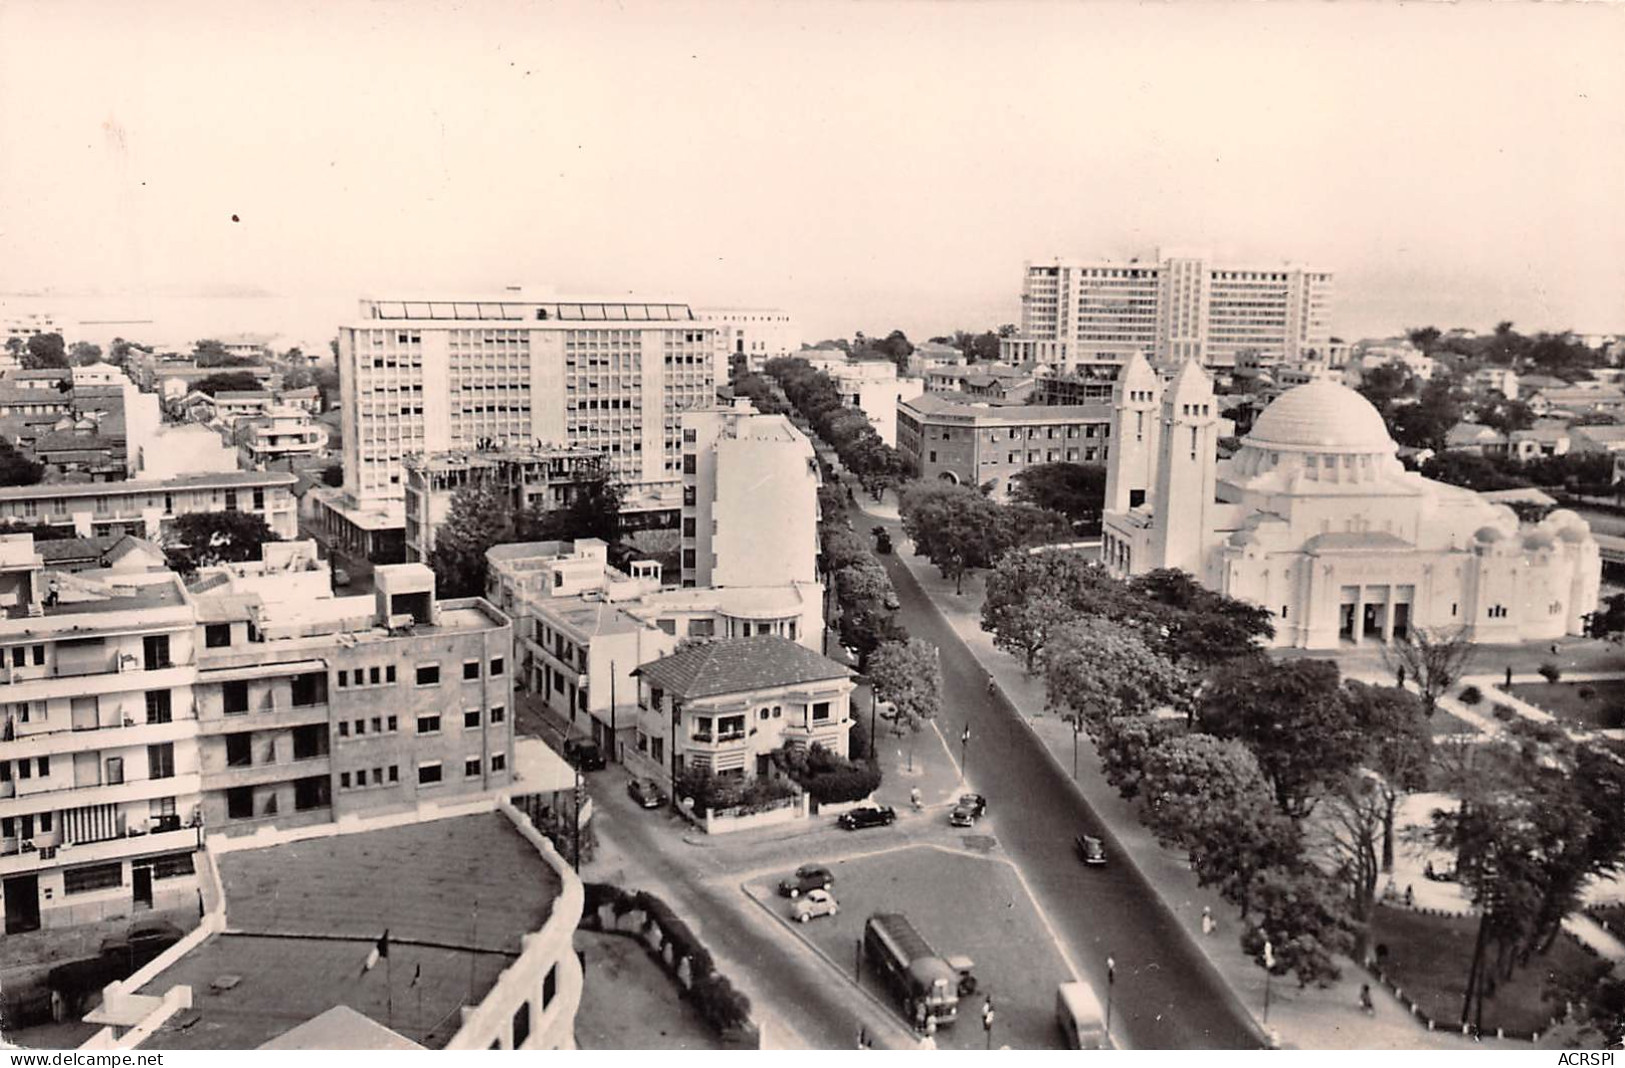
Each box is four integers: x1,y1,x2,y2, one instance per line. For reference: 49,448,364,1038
1101,353,1600,649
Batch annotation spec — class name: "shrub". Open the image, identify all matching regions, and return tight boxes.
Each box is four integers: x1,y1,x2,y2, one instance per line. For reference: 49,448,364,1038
1493,703,1518,722
1459,685,1483,706
773,743,882,803
1539,662,1562,685
1578,686,1596,701
692,973,753,1032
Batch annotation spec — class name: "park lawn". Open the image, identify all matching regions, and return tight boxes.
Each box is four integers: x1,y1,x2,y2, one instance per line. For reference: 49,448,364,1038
1370,905,1598,1035
1587,904,1625,942
1504,680,1625,731
1427,707,1482,737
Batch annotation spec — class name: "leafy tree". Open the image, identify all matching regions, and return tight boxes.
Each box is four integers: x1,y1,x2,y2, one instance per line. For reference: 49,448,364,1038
0,440,44,487
1381,624,1475,717
1124,569,1275,668
867,638,942,731
1009,463,1107,531
428,482,527,598
192,339,250,367
107,337,148,369
1406,326,1442,354
1432,722,1625,1028
1387,378,1464,452
1418,451,1530,492
164,511,278,574
3,337,23,359
68,341,103,365
1316,768,1388,956
900,482,1002,594
1239,866,1356,987
190,371,264,396
1543,960,1625,1049
1344,681,1431,871
980,548,1109,671
1141,733,1275,852
1474,398,1536,434
1355,364,1413,411
1197,658,1363,820
532,473,622,543
22,332,67,369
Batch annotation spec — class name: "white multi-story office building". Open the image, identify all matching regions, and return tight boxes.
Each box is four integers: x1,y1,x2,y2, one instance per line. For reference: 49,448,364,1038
679,400,819,590
1007,248,1334,373
0,536,203,935
328,292,718,553
695,307,798,374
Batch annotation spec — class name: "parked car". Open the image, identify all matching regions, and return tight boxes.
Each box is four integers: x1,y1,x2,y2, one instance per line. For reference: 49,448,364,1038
98,920,185,971
564,738,606,772
875,530,893,555
948,793,987,827
627,778,667,809
778,864,835,898
838,805,897,831
883,589,901,611
1074,834,1107,866
790,888,841,923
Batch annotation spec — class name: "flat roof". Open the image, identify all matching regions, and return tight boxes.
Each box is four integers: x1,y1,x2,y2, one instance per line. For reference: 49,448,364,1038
35,575,186,619
0,469,295,502
902,392,1112,422
136,813,561,1051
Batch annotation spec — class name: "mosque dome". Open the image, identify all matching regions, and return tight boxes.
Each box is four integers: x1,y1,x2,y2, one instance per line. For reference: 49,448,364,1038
1474,526,1505,544
1246,380,1396,453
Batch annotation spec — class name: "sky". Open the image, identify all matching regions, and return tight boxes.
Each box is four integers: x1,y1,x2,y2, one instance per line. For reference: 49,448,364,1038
1,0,1622,349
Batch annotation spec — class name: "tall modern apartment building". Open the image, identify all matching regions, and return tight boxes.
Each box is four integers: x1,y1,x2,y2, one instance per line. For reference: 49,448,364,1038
1003,249,1334,373
679,400,819,589
325,292,718,555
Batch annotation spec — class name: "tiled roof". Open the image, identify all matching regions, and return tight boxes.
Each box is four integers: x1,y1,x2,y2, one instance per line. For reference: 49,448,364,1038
634,635,849,698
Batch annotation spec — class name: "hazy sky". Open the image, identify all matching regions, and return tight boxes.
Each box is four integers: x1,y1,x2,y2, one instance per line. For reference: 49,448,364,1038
2,0,1622,347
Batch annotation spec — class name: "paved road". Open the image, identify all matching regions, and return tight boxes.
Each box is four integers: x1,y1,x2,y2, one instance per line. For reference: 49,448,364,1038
865,507,1266,1050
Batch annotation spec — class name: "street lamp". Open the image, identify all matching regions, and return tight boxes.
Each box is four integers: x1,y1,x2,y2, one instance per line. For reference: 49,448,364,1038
1105,956,1115,1036
959,724,970,781
1070,715,1082,780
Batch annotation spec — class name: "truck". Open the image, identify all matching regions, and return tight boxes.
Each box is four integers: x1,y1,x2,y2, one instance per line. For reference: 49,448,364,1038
1055,980,1111,1049
863,913,976,1027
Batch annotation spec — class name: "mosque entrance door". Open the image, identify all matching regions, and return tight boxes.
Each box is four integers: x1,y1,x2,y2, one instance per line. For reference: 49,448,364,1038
1392,603,1411,641
1362,603,1385,642
1339,603,1357,642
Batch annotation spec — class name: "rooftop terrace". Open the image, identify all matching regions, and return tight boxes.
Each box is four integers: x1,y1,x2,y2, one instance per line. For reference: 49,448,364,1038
136,813,560,1051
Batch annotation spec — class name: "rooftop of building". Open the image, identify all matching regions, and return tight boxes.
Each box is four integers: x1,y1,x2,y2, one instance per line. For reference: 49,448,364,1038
538,597,647,639
1571,424,1625,443
135,813,560,1051
901,392,1110,421
29,570,187,620
403,445,601,473
1246,379,1395,453
0,468,295,501
634,635,849,699
351,294,698,324
212,390,277,401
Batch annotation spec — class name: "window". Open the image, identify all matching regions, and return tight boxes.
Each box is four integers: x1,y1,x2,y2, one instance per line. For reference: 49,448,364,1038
416,664,440,686
812,701,831,722
418,762,443,785
294,775,330,811
223,680,249,715
388,765,399,783
337,670,349,688
417,714,441,735
682,455,696,475
388,715,398,731
63,862,123,895
465,757,482,777
682,549,696,568
490,657,503,677
464,709,481,729
143,634,171,670
147,742,175,780
151,852,194,879
491,753,506,772
512,1001,532,1048
226,733,252,767
386,665,396,683
464,661,480,681
291,672,326,707
145,689,172,724
341,771,351,789
371,767,383,785
293,724,328,760
682,518,696,537
228,786,254,819
354,718,366,736
205,624,232,648
369,666,381,685
490,705,505,724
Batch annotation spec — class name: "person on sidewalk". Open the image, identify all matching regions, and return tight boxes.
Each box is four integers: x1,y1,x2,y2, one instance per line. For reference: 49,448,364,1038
1506,664,1513,688
1360,983,1375,1016
1396,665,1406,687
1404,885,1414,908
1201,906,1215,936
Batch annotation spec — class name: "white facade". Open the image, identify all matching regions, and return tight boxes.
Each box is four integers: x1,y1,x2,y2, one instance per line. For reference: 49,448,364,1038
337,293,717,516
1016,249,1334,373
680,401,819,589
0,536,203,936
694,307,798,374
1101,356,1601,649
800,354,925,446
136,425,240,481
235,406,330,467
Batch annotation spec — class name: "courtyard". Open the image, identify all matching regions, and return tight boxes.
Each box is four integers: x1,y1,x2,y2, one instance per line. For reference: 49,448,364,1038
1504,679,1625,731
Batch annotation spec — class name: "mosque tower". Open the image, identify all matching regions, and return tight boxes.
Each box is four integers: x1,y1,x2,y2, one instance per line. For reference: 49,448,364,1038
1103,351,1163,514
1149,357,1218,576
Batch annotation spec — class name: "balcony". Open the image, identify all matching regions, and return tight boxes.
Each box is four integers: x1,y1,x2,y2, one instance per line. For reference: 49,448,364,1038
0,824,199,878
0,773,203,821
196,701,329,734
205,756,330,790
2,715,198,763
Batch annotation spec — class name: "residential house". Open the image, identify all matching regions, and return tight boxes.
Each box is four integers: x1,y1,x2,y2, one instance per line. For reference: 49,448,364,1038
630,636,853,785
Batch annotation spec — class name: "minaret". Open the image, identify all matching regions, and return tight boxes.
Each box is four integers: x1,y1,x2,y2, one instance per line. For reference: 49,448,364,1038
1149,357,1218,576
1103,351,1162,514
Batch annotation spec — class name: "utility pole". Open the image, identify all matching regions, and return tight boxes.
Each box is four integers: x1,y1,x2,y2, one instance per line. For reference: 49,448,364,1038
1071,716,1081,780
960,724,970,781
1105,956,1115,1036
609,659,617,765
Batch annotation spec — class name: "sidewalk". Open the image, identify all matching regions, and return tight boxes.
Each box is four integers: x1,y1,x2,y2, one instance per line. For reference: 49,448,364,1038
856,489,1522,1049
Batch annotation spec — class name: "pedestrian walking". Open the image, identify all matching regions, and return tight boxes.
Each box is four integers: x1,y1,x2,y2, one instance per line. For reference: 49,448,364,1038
1404,885,1414,908
857,1025,869,1050
1506,664,1514,688
1359,983,1375,1016
1201,906,1215,936
1396,664,1406,687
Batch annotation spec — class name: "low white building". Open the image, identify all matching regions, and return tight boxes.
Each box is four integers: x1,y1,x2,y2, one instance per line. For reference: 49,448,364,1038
695,307,798,374
799,353,925,446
